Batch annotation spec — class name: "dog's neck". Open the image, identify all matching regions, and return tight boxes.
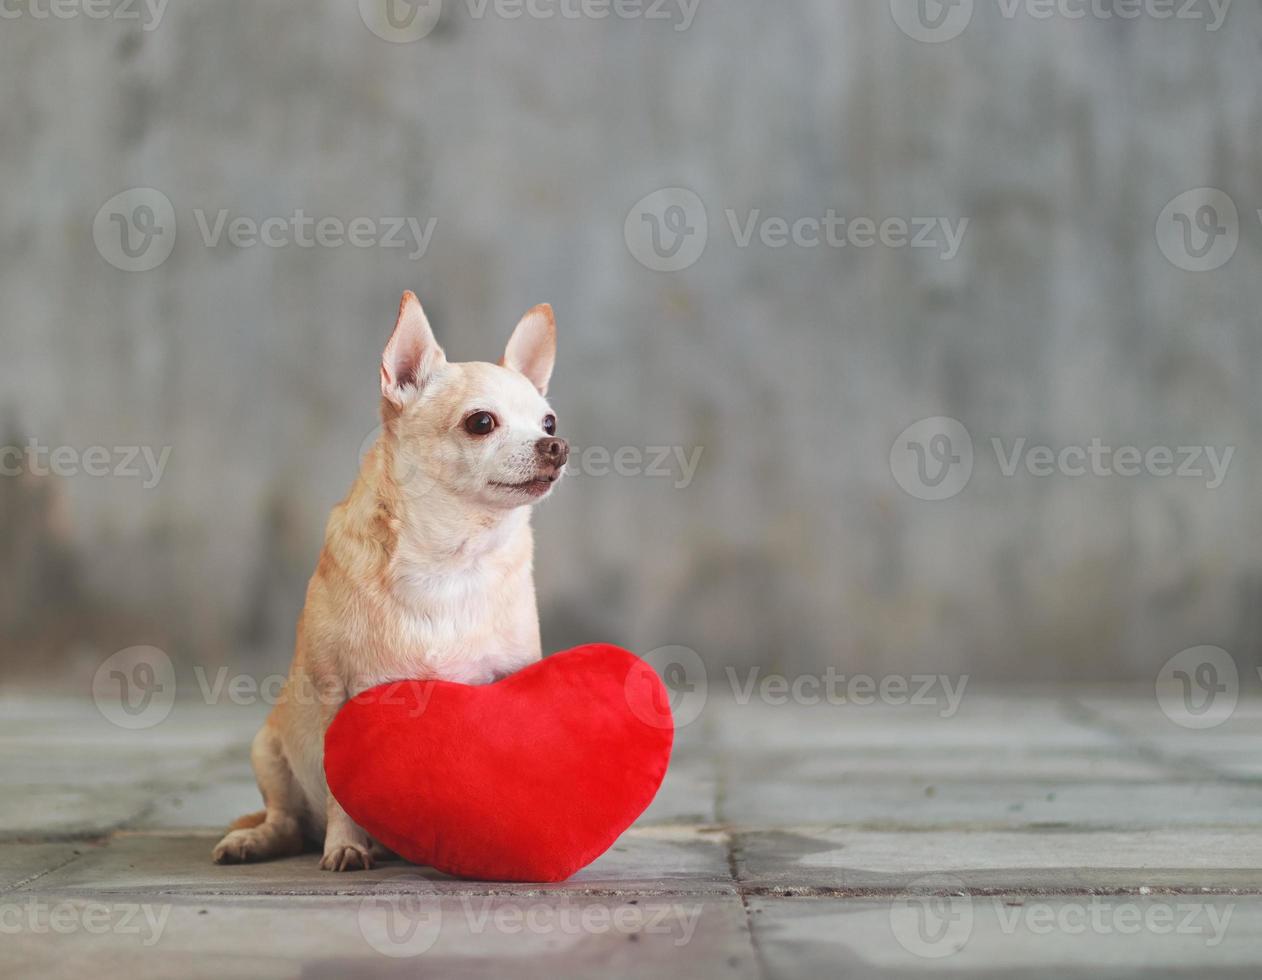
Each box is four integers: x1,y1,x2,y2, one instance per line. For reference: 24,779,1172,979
347,435,532,593
390,485,529,570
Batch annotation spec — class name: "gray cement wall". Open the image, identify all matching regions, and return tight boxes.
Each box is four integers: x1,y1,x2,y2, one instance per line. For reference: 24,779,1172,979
3,0,1261,683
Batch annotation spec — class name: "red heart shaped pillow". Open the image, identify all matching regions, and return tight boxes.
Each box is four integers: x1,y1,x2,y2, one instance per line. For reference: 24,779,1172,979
324,644,674,882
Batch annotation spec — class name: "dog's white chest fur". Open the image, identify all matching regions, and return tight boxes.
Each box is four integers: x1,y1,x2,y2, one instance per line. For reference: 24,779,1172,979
380,529,541,685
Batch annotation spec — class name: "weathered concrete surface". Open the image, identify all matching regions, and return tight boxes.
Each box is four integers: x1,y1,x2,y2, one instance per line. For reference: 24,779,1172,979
720,777,1262,830
0,842,88,892
3,895,760,980
1072,695,1262,780
750,897,1261,977
708,697,1121,752
3,692,1262,976
734,828,1262,894
0,697,264,839
26,829,735,899
710,696,1262,829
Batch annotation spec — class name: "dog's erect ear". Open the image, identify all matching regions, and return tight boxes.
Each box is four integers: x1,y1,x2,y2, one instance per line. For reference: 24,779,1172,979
382,291,446,406
502,304,557,395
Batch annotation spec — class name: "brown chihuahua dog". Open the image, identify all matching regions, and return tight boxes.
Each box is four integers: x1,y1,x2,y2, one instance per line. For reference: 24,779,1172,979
213,291,566,870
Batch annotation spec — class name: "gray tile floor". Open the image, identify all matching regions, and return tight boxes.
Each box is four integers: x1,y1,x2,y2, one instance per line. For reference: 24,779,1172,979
2,690,1261,977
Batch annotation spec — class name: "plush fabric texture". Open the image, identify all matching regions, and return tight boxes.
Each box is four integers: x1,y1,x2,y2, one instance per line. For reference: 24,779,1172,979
324,644,674,882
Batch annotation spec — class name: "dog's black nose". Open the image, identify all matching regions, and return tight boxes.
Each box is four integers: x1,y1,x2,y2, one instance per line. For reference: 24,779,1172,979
536,437,569,466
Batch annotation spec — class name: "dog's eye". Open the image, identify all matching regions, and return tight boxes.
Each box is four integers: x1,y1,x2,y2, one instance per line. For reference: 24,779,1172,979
464,412,497,436
542,415,557,436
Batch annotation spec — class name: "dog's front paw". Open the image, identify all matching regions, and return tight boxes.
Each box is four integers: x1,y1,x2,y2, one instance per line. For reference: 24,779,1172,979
212,830,258,865
320,842,374,872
